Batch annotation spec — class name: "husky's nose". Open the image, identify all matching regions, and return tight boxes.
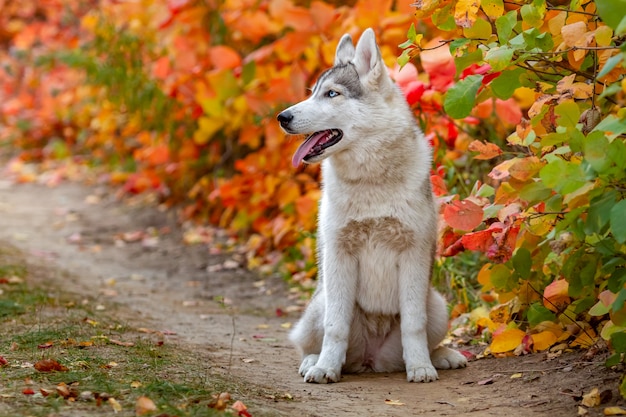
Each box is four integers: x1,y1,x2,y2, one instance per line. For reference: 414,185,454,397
277,110,293,128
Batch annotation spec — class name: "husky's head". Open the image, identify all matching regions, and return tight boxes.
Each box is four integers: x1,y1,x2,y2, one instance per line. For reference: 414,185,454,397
277,28,398,167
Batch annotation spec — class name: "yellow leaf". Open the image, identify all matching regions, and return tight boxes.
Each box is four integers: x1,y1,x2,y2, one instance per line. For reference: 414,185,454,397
531,330,558,351
604,406,626,415
108,397,122,413
455,0,481,28
481,0,504,19
510,373,523,378
477,263,494,291
490,328,526,353
571,328,597,348
581,387,601,408
275,180,301,208
194,117,224,145
594,25,613,47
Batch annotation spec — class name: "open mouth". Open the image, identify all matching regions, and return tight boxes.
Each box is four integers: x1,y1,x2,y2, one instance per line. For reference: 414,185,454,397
292,129,343,167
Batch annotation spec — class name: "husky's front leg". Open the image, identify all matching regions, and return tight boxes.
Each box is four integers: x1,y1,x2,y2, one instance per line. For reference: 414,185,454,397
399,251,438,383
304,251,357,383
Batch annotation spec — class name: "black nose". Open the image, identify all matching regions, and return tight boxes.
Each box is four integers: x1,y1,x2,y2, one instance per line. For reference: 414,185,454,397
277,110,293,128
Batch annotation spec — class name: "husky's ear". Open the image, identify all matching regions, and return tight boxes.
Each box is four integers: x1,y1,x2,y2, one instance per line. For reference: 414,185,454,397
353,28,383,80
334,34,355,66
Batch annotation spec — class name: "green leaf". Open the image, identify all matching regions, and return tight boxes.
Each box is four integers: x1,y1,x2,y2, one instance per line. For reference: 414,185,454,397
598,52,625,78
608,137,626,170
449,38,472,54
495,10,518,44
584,131,611,173
397,49,411,68
490,68,524,99
520,0,545,28
596,0,626,33
554,101,580,129
454,49,483,75
464,18,493,39
520,181,552,204
443,75,483,119
432,3,456,31
593,115,626,139
585,190,617,235
527,303,556,326
407,22,417,42
512,248,531,279
606,352,622,367
611,199,626,244
490,264,514,291
539,158,587,195
485,46,515,71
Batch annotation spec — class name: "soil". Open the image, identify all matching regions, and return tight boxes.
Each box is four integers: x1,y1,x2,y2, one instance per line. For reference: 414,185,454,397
0,178,623,417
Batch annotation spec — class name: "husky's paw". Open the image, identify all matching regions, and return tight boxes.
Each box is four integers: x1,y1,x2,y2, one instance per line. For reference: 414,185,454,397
298,354,319,376
431,346,468,370
406,364,439,383
303,366,340,384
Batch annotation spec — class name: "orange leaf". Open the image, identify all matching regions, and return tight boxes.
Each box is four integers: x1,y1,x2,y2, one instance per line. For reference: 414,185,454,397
508,156,543,182
468,140,502,160
209,46,241,70
543,280,570,312
444,199,484,231
430,174,448,196
490,328,526,353
136,396,158,416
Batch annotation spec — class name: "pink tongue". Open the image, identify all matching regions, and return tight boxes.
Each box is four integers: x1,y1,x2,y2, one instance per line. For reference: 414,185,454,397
292,131,327,167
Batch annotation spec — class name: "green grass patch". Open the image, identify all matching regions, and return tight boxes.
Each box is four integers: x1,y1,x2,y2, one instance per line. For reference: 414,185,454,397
0,246,283,417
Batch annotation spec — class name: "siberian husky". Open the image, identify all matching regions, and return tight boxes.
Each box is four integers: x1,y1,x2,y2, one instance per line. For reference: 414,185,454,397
277,28,467,383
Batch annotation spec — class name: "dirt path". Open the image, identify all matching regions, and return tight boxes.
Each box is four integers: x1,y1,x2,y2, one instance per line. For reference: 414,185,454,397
0,178,622,416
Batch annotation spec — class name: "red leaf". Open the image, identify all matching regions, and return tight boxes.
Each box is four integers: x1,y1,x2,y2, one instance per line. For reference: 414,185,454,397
430,174,448,197
444,200,484,231
0,356,8,366
22,388,35,395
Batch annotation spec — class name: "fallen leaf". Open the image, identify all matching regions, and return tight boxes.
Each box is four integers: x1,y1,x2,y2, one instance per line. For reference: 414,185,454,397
510,373,523,379
22,388,35,395
130,381,142,389
109,397,123,413
209,392,231,411
34,359,68,372
385,399,405,405
0,356,8,366
605,406,626,415
37,341,54,349
490,328,526,353
582,388,601,407
109,339,135,347
135,396,157,416
56,382,71,399
477,377,494,385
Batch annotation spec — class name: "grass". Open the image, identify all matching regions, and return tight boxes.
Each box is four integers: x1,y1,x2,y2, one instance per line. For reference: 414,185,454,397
0,245,283,417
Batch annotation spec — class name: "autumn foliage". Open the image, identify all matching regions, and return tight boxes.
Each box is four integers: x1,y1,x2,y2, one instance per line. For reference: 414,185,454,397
1,0,626,377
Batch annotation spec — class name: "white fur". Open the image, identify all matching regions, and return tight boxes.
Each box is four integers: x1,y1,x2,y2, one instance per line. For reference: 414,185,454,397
277,28,467,383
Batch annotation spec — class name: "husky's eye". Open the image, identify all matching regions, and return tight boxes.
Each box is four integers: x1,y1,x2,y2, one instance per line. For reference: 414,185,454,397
326,90,340,98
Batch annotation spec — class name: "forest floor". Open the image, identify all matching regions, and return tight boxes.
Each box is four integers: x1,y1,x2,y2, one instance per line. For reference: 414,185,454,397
0,176,624,417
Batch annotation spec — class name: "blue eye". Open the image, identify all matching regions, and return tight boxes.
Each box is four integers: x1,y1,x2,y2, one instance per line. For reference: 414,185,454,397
326,90,340,98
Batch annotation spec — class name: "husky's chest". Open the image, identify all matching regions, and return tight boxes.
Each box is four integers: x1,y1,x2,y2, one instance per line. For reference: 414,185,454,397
336,217,415,314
